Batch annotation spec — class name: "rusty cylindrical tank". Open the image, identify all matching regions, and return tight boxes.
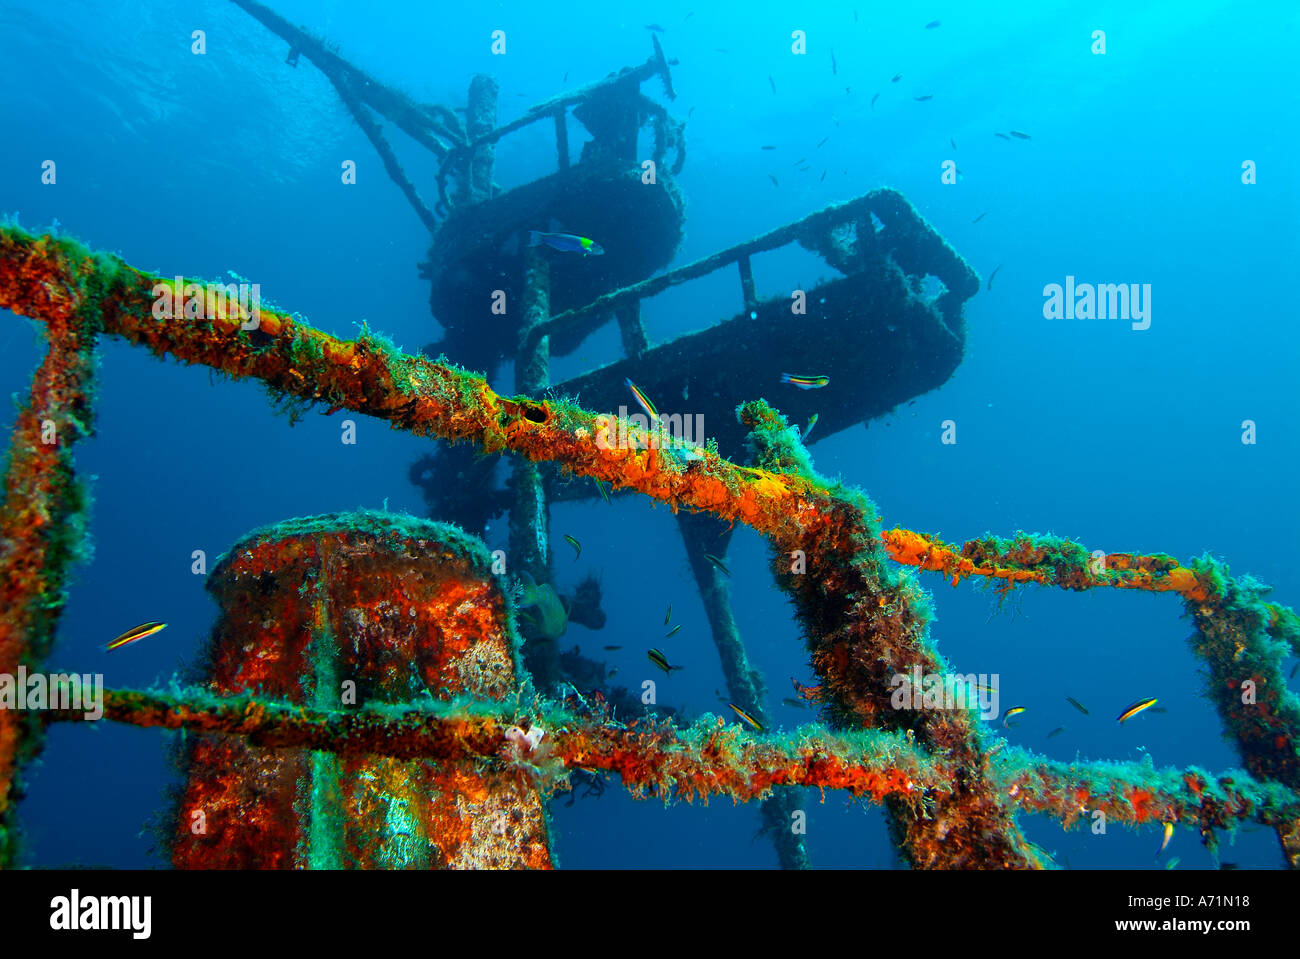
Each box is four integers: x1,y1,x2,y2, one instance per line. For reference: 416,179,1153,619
171,510,552,868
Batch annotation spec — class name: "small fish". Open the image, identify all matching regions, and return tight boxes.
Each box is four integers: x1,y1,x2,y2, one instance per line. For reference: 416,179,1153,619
761,144,777,150
971,212,987,224
625,378,660,423
1066,696,1089,715
1117,697,1158,724
793,157,808,167
781,697,808,709
1047,726,1065,739
645,23,665,33
987,264,1001,290
563,534,581,560
914,95,933,101
820,170,827,182
665,624,682,639
563,71,568,82
803,413,819,439
593,478,611,504
769,75,776,94
1165,857,1181,870
608,668,618,677
781,373,829,390
1010,130,1032,139
925,20,941,28
816,136,829,148
703,553,730,577
528,231,604,256
950,137,957,150
994,132,1011,140
648,648,683,676
768,174,779,187
1157,821,1174,856
1001,706,1026,728
1290,662,1298,679
831,51,837,75
891,73,902,83
870,92,879,108
1149,706,1168,714
603,645,622,651
664,604,672,626
107,621,166,651
729,703,764,732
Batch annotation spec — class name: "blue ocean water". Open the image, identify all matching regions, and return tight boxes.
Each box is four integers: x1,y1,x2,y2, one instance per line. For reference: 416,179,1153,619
0,0,1296,869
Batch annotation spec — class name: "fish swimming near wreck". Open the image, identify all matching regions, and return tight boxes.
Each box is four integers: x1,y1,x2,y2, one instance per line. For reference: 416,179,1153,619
106,621,166,651
1118,697,1158,723
528,231,604,256
781,373,829,390
648,648,683,676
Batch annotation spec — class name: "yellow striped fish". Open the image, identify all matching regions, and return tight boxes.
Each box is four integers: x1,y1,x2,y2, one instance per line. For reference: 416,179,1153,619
781,373,830,390
1157,821,1174,857
1117,697,1158,723
647,648,682,677
728,703,764,732
107,621,166,651
625,378,660,423
1001,705,1026,728
563,534,581,560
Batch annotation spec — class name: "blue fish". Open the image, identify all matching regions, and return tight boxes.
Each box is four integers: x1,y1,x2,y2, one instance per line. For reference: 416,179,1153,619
528,231,604,256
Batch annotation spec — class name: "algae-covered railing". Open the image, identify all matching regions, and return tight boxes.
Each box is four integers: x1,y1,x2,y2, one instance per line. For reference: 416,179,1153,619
1,225,1297,868
526,188,979,352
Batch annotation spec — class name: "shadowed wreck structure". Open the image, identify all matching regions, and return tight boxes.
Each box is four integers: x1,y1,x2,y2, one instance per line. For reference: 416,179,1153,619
0,4,1297,870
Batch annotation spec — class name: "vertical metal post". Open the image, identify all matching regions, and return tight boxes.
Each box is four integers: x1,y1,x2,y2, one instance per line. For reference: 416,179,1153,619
555,106,569,169
615,302,648,359
675,511,811,869
738,255,757,315
460,74,499,204
510,249,559,690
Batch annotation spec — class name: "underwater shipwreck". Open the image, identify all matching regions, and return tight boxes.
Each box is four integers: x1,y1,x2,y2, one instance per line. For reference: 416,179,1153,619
1,4,1298,870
